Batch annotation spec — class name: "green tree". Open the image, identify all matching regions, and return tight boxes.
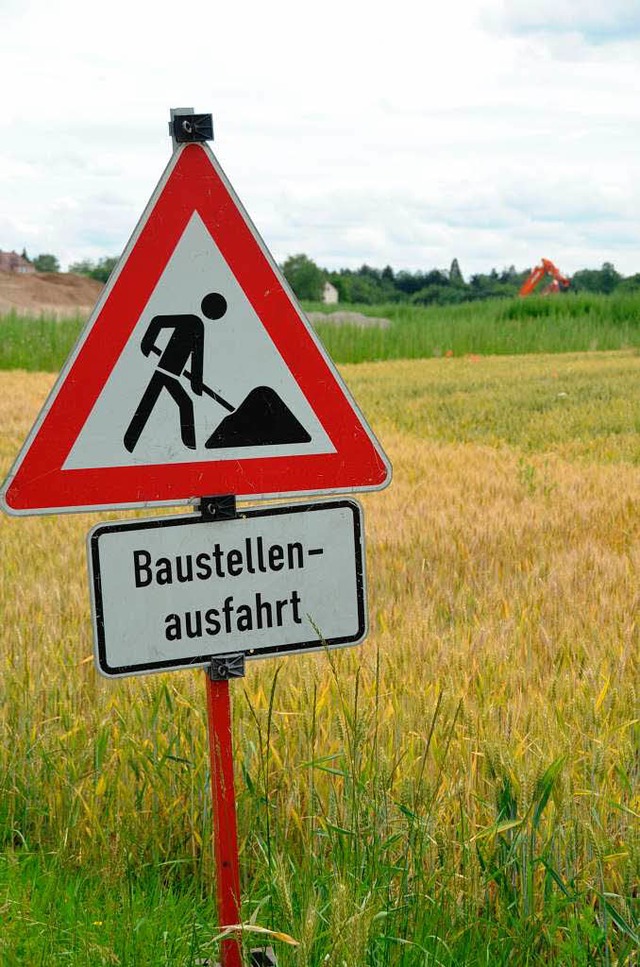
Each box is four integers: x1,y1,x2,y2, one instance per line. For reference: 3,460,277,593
346,275,381,304
417,286,468,305
617,273,640,293
32,253,59,273
281,254,324,300
468,271,514,300
449,258,464,286
68,259,94,276
600,261,621,294
89,257,118,283
395,270,428,297
69,256,118,283
572,262,621,295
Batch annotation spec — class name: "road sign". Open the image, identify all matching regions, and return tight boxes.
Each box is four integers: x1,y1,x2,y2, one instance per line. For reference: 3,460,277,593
1,143,391,516
88,499,366,678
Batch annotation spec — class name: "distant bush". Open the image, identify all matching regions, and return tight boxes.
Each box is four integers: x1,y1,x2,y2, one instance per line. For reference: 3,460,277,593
68,256,118,283
32,253,60,273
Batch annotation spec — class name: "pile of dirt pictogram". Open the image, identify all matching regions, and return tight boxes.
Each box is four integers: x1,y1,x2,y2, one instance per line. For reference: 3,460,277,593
206,386,311,449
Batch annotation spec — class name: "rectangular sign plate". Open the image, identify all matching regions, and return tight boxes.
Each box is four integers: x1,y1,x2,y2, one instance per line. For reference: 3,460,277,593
88,499,366,678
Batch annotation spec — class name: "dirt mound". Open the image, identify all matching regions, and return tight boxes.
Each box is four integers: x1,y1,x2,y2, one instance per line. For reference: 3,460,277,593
0,272,104,318
307,310,391,329
206,386,312,449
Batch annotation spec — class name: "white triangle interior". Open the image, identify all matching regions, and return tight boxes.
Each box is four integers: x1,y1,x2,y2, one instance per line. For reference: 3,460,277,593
63,213,336,470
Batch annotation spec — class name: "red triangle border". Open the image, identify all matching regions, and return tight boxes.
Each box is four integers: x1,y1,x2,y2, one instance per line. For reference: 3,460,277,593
1,144,391,514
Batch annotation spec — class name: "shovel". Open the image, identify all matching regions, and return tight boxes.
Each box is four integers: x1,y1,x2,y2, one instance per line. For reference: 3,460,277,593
149,344,235,412
149,346,310,449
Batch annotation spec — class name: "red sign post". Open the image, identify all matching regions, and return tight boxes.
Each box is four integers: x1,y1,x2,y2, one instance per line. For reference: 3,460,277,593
206,672,243,967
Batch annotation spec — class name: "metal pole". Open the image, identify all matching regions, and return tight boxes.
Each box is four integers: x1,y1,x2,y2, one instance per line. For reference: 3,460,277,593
206,670,243,967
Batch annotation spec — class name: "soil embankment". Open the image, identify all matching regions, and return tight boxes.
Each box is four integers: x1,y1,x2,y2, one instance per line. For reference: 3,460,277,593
0,272,103,318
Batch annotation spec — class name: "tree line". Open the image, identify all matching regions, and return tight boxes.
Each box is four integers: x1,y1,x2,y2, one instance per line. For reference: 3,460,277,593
21,250,640,306
281,254,640,305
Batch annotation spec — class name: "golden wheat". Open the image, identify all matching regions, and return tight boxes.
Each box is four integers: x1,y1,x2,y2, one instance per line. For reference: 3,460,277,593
0,360,638,954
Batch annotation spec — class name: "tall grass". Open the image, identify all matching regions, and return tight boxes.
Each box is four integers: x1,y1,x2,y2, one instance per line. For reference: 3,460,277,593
1,359,639,964
311,292,640,363
3,292,640,372
0,310,85,371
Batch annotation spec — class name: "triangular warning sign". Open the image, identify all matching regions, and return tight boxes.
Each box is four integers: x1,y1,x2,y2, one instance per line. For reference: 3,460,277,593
1,144,391,515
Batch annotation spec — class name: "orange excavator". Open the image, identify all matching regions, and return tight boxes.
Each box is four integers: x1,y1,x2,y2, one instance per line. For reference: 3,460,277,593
519,258,570,296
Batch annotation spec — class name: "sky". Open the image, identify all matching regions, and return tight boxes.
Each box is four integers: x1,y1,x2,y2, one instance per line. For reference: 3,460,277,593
1,0,639,278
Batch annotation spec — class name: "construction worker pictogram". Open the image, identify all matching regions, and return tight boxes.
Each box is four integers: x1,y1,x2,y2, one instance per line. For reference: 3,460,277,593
124,295,219,453
124,289,311,455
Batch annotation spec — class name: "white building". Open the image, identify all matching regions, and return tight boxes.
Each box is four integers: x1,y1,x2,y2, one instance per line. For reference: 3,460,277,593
322,281,339,305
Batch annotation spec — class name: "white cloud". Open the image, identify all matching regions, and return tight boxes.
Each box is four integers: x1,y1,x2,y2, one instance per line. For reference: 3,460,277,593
1,0,639,276
489,0,640,38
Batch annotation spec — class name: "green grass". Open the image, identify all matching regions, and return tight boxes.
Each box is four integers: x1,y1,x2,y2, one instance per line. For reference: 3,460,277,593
1,657,636,966
1,850,215,966
0,311,84,371
3,292,640,371
310,292,640,364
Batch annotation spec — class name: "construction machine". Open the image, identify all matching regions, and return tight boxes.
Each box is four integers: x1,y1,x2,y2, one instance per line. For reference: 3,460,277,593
519,258,570,296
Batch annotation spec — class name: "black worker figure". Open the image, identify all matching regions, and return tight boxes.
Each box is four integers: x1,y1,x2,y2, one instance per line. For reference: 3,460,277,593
124,292,228,453
124,290,311,454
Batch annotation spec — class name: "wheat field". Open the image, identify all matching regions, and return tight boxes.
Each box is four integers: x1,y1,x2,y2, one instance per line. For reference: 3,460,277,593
1,356,638,965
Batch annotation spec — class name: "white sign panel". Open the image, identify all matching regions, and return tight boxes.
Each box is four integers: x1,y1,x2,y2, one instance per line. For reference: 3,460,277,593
88,499,366,678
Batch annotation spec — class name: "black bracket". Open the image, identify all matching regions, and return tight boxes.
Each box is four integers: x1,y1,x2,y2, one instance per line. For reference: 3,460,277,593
199,494,237,521
207,653,245,682
200,947,277,966
172,112,213,143
199,496,242,681
249,950,277,966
